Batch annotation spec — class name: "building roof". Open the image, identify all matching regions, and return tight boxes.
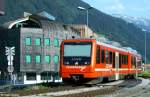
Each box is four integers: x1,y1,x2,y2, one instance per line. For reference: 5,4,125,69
3,17,29,29
37,11,55,20
0,11,4,16
3,11,56,29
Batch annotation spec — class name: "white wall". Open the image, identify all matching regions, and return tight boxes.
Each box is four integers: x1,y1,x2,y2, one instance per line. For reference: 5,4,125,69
23,74,62,85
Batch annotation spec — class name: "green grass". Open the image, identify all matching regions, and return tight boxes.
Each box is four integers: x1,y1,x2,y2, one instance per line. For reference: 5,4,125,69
140,71,150,78
14,83,50,96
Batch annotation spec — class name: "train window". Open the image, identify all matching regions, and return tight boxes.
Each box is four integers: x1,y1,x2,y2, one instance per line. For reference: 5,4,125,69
121,55,128,65
119,54,122,68
131,57,133,65
113,52,115,68
96,46,100,64
122,55,124,64
137,59,142,68
109,52,112,64
106,51,109,64
125,55,128,65
63,42,92,65
134,57,136,66
131,56,136,67
122,55,125,64
101,50,105,63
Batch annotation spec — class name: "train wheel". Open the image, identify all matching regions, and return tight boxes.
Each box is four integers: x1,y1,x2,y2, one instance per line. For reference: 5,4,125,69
102,77,109,83
130,74,136,79
124,74,136,79
62,78,72,84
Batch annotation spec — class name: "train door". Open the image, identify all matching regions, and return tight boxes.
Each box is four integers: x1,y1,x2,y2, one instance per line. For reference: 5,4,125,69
115,52,119,80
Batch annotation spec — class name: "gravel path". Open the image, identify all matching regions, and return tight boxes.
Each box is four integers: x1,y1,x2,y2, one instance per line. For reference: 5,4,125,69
95,78,150,97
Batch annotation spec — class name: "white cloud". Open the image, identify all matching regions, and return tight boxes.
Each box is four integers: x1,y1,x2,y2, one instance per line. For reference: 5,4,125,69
104,0,125,14
131,7,145,11
131,6,150,12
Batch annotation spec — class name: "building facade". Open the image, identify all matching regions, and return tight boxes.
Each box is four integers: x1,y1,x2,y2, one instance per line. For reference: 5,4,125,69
68,24,93,38
1,12,80,84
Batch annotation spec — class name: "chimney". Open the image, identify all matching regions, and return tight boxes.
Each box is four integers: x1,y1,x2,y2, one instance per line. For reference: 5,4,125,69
24,12,32,17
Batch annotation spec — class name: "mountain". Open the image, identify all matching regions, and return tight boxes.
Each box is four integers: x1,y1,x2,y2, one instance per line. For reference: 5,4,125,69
0,0,150,63
112,14,150,32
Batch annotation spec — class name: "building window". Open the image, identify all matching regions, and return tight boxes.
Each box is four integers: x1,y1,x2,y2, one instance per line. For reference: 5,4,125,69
55,74,61,80
35,55,41,63
16,23,23,28
25,37,31,45
44,38,50,46
41,72,51,80
26,73,36,80
54,37,59,47
25,55,31,63
45,55,50,63
35,38,41,46
54,55,59,64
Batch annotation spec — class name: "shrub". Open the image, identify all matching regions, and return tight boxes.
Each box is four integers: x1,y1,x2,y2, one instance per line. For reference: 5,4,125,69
141,71,150,78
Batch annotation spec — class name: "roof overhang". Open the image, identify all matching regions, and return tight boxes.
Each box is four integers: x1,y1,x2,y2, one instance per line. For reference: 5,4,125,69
8,17,29,29
0,11,4,16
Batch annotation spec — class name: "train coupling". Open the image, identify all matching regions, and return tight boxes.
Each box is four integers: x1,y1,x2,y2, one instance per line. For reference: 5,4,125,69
71,75,83,81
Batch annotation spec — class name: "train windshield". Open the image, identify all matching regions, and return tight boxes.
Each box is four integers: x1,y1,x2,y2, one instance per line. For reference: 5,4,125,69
63,42,92,65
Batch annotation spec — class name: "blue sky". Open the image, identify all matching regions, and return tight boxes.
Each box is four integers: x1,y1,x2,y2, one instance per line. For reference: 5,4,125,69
82,0,150,18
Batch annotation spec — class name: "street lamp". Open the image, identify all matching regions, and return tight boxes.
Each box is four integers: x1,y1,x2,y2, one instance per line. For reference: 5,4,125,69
78,6,93,27
142,29,147,64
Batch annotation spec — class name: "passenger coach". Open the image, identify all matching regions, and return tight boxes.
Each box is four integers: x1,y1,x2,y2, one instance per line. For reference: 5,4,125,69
60,39,142,83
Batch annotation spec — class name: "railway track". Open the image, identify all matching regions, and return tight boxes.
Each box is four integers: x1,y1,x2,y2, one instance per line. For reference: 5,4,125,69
96,78,150,97
1,77,149,97
21,80,124,97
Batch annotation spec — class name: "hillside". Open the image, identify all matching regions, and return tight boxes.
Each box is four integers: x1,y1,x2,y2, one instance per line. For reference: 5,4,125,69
0,0,149,62
112,14,150,32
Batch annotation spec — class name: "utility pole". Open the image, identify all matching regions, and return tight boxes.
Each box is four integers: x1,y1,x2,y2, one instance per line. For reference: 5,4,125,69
78,6,93,27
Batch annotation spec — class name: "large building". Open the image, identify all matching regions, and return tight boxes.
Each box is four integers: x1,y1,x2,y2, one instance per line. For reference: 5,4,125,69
68,24,93,38
0,12,80,84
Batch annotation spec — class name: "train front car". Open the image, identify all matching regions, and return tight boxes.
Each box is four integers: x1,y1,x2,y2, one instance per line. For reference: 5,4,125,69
60,39,143,84
60,39,96,83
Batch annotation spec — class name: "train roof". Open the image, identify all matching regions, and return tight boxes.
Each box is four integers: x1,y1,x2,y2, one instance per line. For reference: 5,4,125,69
63,38,140,56
96,39,138,54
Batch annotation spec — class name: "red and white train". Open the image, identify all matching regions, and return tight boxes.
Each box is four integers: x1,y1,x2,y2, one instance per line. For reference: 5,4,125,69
60,39,142,83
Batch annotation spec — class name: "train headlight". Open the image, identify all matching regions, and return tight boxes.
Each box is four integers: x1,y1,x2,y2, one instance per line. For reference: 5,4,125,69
85,62,87,64
65,61,69,65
